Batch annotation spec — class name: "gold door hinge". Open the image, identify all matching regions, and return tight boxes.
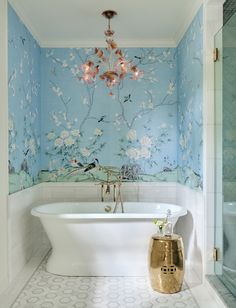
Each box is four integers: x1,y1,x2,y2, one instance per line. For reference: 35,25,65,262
213,48,219,62
213,247,219,261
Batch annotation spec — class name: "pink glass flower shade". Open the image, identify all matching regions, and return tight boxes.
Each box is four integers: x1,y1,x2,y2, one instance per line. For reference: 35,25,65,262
80,10,143,95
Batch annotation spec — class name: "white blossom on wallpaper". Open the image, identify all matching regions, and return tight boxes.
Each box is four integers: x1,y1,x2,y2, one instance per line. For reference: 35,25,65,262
8,4,203,193
39,48,178,183
8,5,41,193
177,7,203,189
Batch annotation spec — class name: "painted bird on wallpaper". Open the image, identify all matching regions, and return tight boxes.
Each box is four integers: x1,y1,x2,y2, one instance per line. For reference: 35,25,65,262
70,159,84,168
23,149,29,157
98,115,106,123
20,36,26,45
89,115,109,123
123,94,132,103
84,159,99,172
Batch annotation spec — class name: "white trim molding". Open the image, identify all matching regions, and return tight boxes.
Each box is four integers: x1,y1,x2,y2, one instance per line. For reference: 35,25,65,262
9,0,204,49
174,0,204,45
8,0,42,45
40,39,176,49
8,0,177,48
0,0,9,294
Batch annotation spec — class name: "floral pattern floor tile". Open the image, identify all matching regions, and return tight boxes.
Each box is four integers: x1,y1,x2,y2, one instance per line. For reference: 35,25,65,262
11,259,199,308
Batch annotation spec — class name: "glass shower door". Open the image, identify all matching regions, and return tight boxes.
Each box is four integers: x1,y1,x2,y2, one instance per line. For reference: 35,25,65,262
215,11,236,298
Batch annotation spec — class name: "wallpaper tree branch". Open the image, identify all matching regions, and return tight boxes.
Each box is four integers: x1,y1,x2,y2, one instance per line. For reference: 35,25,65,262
8,5,203,194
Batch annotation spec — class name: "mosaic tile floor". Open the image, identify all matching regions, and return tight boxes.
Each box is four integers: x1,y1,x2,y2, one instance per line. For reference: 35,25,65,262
11,259,199,308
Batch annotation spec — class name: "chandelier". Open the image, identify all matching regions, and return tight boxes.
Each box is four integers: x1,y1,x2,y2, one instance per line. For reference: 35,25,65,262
80,10,143,95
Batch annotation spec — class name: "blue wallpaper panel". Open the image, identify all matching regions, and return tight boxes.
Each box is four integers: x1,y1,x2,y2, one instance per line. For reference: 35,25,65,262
177,7,203,189
8,4,203,193
8,5,41,193
39,48,178,183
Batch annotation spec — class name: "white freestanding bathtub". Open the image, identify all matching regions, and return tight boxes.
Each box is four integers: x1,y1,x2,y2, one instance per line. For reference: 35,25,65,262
31,202,187,276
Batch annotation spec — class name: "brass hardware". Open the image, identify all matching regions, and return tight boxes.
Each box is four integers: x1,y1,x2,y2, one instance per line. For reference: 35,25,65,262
113,184,116,202
100,181,124,213
104,205,112,212
105,184,110,194
100,167,117,202
113,182,124,213
213,247,219,262
98,166,124,213
149,234,184,293
101,184,104,202
214,48,219,62
101,183,117,202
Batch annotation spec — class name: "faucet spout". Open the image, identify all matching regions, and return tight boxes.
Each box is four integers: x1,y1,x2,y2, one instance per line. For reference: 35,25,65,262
98,166,124,213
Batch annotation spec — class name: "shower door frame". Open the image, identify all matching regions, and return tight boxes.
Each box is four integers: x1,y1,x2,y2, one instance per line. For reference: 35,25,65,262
203,0,225,278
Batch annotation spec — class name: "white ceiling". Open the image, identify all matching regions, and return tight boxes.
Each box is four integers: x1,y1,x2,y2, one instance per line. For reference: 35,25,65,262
9,0,203,48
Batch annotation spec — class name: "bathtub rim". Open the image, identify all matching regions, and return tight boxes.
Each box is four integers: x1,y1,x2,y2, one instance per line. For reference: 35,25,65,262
31,201,187,220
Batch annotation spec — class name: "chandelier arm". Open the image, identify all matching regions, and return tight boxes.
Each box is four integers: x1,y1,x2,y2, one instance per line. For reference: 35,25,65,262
80,9,143,95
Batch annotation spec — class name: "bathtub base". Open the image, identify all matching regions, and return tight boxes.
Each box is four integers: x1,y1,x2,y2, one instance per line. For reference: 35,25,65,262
43,220,157,276
46,251,149,276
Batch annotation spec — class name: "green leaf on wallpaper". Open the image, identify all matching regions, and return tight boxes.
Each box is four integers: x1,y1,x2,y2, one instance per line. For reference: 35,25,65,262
8,5,203,195
9,171,35,194
37,166,179,184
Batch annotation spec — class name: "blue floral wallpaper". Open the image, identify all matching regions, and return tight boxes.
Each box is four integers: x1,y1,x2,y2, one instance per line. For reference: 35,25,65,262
39,48,178,183
8,5,41,193
177,7,203,189
8,4,203,193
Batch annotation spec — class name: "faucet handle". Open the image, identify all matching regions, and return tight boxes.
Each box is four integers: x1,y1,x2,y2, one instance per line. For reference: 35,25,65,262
105,184,110,194
113,184,116,202
101,183,104,202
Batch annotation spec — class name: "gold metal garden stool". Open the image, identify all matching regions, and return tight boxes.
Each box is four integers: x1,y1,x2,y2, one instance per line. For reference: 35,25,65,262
148,234,184,293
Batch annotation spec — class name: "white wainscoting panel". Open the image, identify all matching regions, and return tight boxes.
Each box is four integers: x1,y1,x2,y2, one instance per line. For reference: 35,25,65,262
39,182,177,204
176,183,204,287
8,184,50,283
